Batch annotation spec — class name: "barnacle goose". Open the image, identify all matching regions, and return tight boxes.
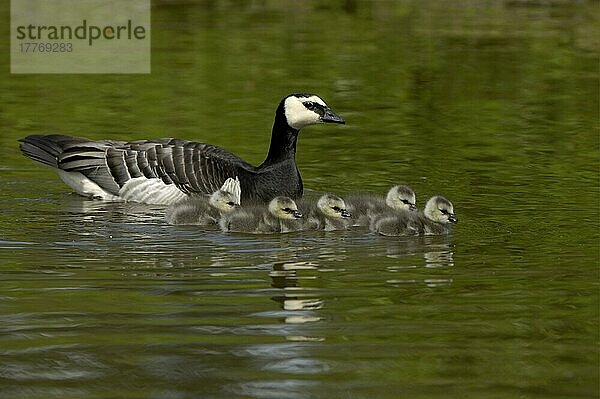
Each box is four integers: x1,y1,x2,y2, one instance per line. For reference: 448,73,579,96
372,195,457,236
19,93,344,205
345,184,416,226
165,177,240,225
298,194,352,231
220,196,303,234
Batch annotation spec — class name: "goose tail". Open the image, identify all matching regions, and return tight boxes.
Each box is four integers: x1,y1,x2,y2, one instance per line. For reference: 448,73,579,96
19,134,87,169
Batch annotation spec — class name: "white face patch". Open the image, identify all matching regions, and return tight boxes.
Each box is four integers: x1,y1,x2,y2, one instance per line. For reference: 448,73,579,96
269,197,298,220
386,186,416,210
424,196,454,223
284,96,326,130
209,190,237,213
317,195,346,218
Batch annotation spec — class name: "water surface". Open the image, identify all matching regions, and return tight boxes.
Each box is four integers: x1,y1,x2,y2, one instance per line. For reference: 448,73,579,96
0,1,598,398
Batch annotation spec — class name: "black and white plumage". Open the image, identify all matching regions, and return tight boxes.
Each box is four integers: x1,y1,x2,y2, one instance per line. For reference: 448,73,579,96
165,177,241,225
18,93,344,205
220,196,303,234
372,195,458,236
345,184,416,227
298,194,352,231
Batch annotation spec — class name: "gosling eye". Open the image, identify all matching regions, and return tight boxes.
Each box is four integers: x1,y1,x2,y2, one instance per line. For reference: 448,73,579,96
439,208,449,215
332,206,341,212
401,199,410,204
227,201,236,206
282,207,295,214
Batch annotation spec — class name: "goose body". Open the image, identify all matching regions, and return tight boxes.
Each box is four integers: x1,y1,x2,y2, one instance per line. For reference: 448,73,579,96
166,177,241,225
19,94,344,205
298,194,352,231
372,195,457,236
346,185,416,226
220,196,303,234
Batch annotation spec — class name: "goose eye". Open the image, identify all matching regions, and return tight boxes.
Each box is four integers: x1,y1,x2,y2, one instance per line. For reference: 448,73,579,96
303,101,317,110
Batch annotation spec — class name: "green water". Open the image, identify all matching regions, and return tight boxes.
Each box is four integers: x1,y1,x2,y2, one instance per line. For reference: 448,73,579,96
0,1,598,398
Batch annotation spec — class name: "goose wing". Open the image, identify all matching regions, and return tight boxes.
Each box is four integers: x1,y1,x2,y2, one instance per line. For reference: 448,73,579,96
122,138,254,196
29,135,254,197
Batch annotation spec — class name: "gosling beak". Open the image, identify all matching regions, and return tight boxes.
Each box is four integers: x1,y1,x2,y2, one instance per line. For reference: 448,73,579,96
293,210,303,219
340,209,351,218
321,108,345,124
448,214,458,224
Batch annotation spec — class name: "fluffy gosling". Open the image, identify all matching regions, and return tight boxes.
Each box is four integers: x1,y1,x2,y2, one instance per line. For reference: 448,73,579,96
345,184,416,226
220,196,303,234
299,194,352,231
166,177,241,225
372,195,457,236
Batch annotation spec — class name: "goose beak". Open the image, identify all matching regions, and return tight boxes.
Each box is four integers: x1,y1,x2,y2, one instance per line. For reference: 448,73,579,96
340,209,351,218
448,214,458,224
293,210,303,219
321,108,345,124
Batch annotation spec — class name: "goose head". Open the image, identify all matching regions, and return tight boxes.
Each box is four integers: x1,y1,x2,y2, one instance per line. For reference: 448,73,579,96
209,190,240,213
281,93,345,130
317,194,352,219
424,196,458,224
386,185,416,211
268,196,303,220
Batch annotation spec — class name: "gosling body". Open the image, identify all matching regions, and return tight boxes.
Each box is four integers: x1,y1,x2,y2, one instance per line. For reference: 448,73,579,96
346,185,416,226
298,194,352,231
373,195,457,236
220,196,303,234
166,177,240,225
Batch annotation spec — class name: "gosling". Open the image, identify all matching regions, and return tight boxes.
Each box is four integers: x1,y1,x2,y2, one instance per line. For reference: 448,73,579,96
166,177,240,225
220,196,303,234
299,194,352,231
372,195,458,236
345,184,416,226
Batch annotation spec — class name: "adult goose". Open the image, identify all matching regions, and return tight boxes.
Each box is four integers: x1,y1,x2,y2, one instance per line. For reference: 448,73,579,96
19,93,345,204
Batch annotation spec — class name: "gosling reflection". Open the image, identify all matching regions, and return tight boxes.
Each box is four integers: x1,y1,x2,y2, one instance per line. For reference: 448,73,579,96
270,262,323,326
381,237,455,288
424,246,455,268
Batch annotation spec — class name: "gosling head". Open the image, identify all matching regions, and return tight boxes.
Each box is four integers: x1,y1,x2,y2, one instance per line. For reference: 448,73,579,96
424,196,458,224
386,185,416,211
268,196,303,220
279,93,345,131
317,194,352,219
209,190,240,213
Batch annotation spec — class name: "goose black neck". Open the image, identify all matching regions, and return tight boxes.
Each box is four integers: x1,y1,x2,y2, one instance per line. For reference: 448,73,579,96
261,105,299,166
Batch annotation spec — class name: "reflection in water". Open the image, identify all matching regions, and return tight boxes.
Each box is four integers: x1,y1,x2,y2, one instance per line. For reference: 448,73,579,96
270,261,324,327
381,236,455,288
1,0,596,395
423,243,455,269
